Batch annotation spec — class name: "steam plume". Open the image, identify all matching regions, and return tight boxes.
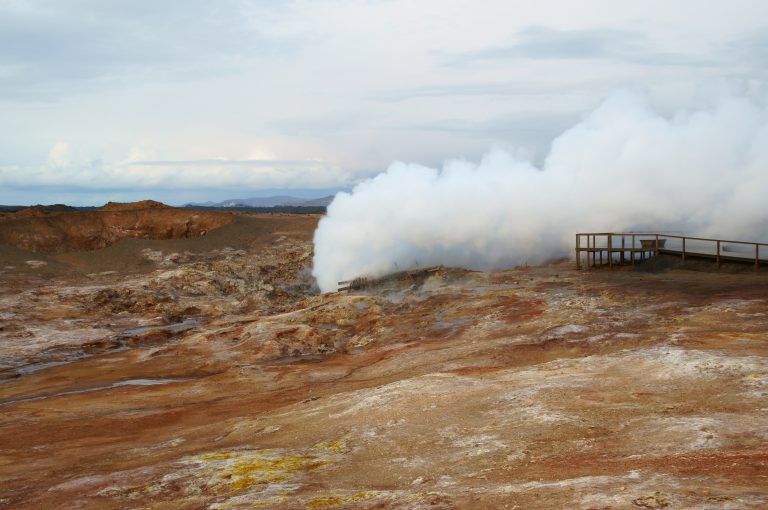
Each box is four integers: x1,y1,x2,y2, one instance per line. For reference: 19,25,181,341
312,87,768,292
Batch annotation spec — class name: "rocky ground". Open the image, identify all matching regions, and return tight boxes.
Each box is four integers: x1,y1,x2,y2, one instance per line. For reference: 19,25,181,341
0,209,767,509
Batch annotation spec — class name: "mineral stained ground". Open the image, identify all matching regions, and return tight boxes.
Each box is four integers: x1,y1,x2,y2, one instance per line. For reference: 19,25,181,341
1,208,767,509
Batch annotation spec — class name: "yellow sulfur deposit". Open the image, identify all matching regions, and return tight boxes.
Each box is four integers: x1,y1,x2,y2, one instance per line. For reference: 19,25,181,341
306,491,380,508
197,449,331,492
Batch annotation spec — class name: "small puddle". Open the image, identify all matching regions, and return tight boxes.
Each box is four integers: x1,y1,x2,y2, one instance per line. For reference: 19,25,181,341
117,318,199,339
0,350,126,382
267,354,326,366
15,359,82,376
0,319,201,382
110,378,182,387
0,378,188,407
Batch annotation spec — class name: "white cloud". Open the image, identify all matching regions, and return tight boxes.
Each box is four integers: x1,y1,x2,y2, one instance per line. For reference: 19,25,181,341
47,141,71,168
0,1,767,204
0,151,362,191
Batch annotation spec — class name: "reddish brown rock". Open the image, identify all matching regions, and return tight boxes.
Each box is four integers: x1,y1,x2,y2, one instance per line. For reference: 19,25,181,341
98,199,170,211
0,201,233,253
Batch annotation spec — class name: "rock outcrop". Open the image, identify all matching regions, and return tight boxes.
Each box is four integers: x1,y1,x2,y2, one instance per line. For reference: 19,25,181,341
0,201,234,253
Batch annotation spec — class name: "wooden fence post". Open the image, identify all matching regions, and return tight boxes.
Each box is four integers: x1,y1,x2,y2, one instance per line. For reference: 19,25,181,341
682,237,686,263
608,234,613,268
576,234,580,269
717,240,721,268
621,236,625,264
756,244,760,271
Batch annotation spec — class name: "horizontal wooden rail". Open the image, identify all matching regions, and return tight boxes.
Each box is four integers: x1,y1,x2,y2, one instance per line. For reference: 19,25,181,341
575,232,767,271
577,231,768,244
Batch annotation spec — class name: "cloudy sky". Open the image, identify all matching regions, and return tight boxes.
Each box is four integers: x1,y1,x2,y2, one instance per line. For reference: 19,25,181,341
1,0,766,205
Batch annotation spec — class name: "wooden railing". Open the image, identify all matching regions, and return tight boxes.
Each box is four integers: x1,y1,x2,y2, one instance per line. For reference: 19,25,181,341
575,232,768,270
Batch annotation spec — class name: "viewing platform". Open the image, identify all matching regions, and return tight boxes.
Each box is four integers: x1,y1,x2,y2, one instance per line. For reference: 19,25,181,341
576,232,768,270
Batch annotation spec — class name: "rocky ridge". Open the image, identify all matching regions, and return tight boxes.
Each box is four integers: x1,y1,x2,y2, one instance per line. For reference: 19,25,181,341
0,201,234,253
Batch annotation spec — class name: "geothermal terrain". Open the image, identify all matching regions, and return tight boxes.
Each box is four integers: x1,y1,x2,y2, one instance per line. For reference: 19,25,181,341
0,203,766,509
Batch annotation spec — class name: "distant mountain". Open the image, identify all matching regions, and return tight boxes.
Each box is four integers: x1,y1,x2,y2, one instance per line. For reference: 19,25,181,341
299,196,336,207
185,195,334,208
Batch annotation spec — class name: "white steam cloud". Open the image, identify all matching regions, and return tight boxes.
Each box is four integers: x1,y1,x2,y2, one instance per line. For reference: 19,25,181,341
312,87,768,292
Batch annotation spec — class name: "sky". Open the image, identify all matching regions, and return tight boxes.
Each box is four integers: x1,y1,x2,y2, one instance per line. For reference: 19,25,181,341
1,0,767,206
